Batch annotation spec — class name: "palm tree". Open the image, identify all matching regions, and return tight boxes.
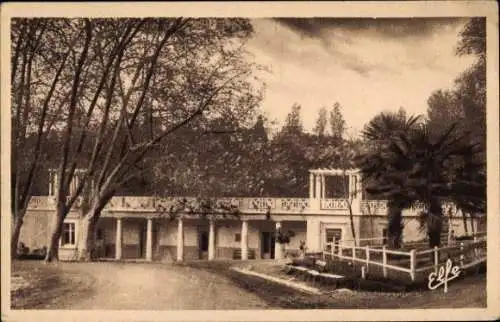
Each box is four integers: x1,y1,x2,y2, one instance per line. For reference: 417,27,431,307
356,111,421,248
360,120,484,248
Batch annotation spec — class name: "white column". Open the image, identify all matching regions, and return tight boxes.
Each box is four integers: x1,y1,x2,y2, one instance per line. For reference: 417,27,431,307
358,174,363,199
54,172,59,195
315,174,322,209
306,219,321,253
48,172,53,196
208,220,215,260
177,218,184,261
309,173,314,199
351,174,362,214
115,218,122,260
241,220,248,260
321,175,326,198
146,218,153,261
74,176,78,195
274,221,283,260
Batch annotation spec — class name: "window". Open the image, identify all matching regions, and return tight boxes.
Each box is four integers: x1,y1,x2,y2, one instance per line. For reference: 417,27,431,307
235,233,241,242
382,228,388,245
61,222,76,246
97,228,104,240
325,228,342,252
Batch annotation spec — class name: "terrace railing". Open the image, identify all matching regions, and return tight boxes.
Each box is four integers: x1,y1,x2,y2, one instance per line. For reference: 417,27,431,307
323,236,487,282
320,198,349,210
102,196,311,214
27,195,478,219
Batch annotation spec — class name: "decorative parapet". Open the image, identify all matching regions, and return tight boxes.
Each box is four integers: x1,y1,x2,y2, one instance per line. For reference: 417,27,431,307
27,196,82,210
28,196,56,209
27,195,467,218
101,196,311,214
320,198,349,210
361,200,388,215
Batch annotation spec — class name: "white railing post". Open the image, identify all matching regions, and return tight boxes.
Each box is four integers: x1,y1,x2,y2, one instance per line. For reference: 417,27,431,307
365,245,370,272
473,236,478,258
352,244,356,261
433,246,439,274
339,242,343,258
460,242,464,268
382,245,387,278
410,249,416,282
331,241,335,259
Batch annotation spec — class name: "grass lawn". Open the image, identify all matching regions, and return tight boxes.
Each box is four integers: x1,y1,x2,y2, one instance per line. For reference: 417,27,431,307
186,260,487,309
11,260,96,309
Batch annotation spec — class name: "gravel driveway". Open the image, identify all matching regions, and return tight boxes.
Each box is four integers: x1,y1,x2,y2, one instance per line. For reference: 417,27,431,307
12,261,269,310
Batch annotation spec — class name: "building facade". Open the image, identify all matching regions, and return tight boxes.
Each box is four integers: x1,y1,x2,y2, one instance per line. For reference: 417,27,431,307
20,168,485,261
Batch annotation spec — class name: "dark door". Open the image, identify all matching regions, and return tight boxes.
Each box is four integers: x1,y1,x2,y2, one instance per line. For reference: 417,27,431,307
261,232,275,259
139,223,146,258
199,230,209,259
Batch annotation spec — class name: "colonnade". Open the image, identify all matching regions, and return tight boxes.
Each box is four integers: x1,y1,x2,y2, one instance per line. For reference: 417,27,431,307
113,218,286,261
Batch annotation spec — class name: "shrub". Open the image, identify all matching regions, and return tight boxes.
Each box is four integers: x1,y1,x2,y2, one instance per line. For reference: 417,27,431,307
17,242,29,256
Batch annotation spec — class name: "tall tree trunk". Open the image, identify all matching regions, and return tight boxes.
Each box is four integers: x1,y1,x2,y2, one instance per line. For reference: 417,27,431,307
78,208,101,262
348,208,357,246
469,213,475,234
427,200,443,248
11,206,28,259
387,201,403,249
44,203,66,262
462,210,469,235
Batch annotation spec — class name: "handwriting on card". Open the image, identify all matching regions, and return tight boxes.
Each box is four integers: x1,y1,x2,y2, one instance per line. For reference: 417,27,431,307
428,258,460,293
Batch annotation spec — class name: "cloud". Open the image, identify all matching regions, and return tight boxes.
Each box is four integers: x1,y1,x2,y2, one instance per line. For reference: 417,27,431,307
247,18,476,134
268,17,471,76
274,17,468,40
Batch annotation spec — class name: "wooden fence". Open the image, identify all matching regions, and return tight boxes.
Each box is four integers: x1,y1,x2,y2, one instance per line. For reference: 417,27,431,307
323,236,486,282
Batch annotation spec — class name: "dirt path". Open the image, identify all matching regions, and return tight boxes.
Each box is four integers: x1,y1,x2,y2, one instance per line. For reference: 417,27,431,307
61,262,269,310
12,261,269,310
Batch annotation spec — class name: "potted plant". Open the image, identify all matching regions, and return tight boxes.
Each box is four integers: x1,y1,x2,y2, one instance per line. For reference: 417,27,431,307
299,240,307,259
275,229,295,260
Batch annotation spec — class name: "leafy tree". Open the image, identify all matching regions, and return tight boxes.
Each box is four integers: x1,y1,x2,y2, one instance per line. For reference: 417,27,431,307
11,18,264,262
426,17,486,233
357,110,421,248
313,106,328,137
329,102,346,141
361,121,484,248
282,103,303,136
10,18,81,258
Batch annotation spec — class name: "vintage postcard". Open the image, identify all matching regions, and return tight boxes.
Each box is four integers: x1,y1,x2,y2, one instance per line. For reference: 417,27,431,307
1,1,499,321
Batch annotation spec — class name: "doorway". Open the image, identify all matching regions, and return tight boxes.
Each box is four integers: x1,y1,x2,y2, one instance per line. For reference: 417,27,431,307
261,231,275,259
198,230,209,259
139,223,146,258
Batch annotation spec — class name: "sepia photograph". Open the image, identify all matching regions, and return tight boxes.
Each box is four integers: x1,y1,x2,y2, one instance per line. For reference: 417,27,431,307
1,1,498,321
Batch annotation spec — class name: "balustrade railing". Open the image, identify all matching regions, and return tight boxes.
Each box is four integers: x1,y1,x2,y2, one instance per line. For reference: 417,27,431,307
360,200,388,214
27,195,469,218
320,198,349,210
101,196,311,213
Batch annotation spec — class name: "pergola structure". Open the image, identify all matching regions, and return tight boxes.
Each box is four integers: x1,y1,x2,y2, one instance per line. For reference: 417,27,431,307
48,168,87,196
308,168,362,200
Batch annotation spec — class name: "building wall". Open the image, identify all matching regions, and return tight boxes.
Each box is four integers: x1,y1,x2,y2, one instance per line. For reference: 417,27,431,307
21,205,486,262
18,210,54,251
19,209,80,261
95,217,116,258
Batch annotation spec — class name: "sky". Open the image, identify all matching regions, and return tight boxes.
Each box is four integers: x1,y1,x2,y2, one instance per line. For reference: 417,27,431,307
246,17,476,137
